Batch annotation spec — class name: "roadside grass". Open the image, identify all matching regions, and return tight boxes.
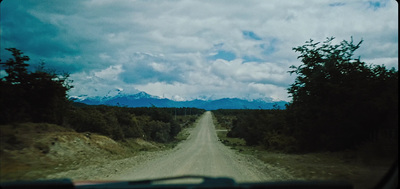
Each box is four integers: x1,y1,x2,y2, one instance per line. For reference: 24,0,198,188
0,123,134,181
211,114,397,189
120,138,161,153
0,115,201,182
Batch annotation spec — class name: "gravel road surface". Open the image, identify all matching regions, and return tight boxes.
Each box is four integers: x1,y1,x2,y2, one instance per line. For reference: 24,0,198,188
110,111,291,182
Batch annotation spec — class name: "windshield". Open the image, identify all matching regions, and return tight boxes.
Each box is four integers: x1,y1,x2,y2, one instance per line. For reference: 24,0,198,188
0,1,398,189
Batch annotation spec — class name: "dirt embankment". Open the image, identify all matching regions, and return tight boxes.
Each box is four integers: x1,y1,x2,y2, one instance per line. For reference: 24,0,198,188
0,123,161,181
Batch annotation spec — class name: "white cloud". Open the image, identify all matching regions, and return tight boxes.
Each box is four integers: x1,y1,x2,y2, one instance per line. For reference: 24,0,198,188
68,66,138,97
1,0,397,101
93,65,123,81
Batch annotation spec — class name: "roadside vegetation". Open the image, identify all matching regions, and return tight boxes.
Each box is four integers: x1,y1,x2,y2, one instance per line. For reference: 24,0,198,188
213,37,398,154
0,114,200,181
212,111,395,188
65,105,204,143
212,37,398,188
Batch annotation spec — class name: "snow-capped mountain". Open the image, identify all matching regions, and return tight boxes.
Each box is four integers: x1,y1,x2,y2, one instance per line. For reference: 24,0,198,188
129,91,160,99
71,91,288,110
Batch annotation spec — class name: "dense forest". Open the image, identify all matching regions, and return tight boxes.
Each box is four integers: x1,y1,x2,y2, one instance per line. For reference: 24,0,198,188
0,48,205,142
214,37,398,152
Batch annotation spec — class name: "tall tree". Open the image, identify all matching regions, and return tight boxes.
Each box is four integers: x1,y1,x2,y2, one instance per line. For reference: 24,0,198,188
287,37,398,151
3,48,30,84
0,48,73,124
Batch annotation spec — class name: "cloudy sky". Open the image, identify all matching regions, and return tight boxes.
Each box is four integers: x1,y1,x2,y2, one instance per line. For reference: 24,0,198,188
1,0,398,101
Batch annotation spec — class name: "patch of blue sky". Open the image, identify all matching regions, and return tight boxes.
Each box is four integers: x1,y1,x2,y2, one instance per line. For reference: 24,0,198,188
260,39,278,56
242,31,262,41
368,1,386,10
210,50,236,61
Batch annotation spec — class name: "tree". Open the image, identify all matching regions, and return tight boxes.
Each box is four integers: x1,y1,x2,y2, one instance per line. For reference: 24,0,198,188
287,37,398,151
2,48,30,84
0,48,73,124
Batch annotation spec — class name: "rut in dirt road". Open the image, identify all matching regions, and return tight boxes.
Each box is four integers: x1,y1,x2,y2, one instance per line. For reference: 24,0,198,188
111,111,284,182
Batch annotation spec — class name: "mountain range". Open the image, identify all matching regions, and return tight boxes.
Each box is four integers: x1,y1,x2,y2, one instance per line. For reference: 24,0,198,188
70,92,288,110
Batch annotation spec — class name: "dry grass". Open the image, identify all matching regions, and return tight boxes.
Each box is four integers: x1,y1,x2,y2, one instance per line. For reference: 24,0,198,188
1,123,141,181
0,117,202,182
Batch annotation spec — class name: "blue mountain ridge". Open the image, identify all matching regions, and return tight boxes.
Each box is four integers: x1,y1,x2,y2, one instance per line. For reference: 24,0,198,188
71,92,288,110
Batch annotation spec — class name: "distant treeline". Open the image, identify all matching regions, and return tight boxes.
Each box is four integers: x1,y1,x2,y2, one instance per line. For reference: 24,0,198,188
213,109,295,151
0,47,205,142
66,105,204,142
213,38,398,152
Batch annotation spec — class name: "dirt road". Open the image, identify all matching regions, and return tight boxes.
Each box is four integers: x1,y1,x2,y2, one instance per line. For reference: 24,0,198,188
110,111,290,182
47,111,291,182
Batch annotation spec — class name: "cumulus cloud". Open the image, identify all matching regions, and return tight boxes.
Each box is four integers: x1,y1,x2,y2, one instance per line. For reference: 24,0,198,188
69,66,139,98
1,0,397,101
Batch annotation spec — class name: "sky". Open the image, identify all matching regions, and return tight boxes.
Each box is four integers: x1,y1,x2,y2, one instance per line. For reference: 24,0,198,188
0,0,398,102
